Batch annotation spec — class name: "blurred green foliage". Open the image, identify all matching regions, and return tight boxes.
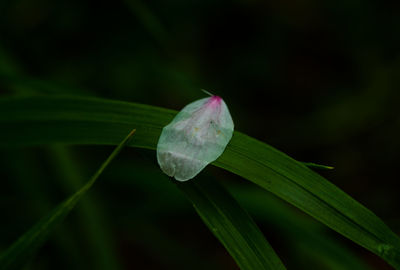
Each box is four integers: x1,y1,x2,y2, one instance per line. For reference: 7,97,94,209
1,0,399,269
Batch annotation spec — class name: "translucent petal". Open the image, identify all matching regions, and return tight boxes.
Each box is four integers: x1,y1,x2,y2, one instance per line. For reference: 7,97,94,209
157,96,234,181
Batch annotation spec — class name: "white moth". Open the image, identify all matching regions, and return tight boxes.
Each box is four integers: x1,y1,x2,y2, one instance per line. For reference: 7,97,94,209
157,94,234,181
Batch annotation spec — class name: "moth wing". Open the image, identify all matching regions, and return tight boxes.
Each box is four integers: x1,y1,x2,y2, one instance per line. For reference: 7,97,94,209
195,99,234,167
211,99,234,143
157,97,234,181
157,150,207,181
167,97,209,125
157,97,210,181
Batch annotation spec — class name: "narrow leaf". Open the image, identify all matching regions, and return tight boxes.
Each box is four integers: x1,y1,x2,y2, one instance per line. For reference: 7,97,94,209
302,162,334,170
176,178,286,270
0,128,136,270
229,186,372,270
48,146,123,270
1,95,400,268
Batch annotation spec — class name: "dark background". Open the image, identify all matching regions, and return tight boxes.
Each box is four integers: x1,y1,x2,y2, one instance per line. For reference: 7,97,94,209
1,0,399,269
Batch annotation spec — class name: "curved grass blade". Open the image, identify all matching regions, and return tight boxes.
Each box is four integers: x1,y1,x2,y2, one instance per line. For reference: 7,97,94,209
48,146,123,270
109,159,370,270
1,95,400,268
301,162,334,170
0,128,136,270
229,186,372,270
2,149,88,268
176,178,286,270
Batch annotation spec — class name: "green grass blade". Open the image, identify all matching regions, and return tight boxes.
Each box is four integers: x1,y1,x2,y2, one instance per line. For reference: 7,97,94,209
229,186,372,270
109,159,370,270
302,162,334,170
0,128,136,270
176,178,286,270
1,95,400,268
48,146,123,270
2,149,88,268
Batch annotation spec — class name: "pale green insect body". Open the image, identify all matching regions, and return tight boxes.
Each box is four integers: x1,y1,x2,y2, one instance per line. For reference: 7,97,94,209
157,95,234,181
